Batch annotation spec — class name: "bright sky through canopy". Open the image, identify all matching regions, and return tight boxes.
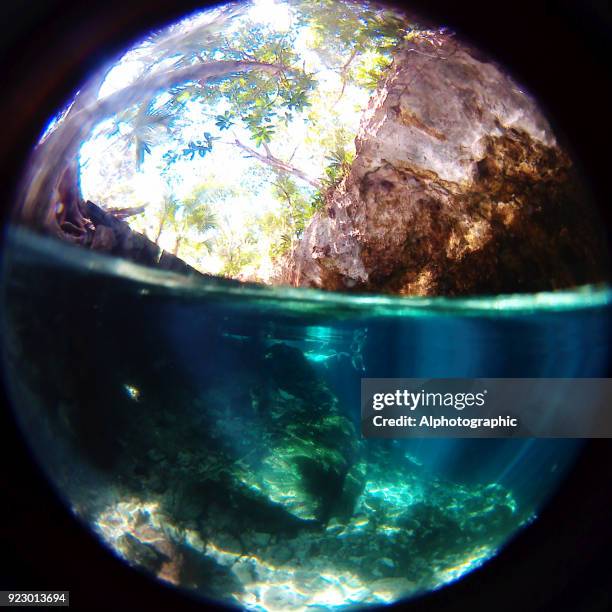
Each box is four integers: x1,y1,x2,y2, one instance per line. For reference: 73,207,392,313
75,0,407,281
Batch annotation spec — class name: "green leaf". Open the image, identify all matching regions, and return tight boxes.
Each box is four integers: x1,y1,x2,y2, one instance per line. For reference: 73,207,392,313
214,111,234,131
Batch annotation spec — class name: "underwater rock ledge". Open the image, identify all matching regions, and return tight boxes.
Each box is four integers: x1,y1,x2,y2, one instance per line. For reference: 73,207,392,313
280,31,609,295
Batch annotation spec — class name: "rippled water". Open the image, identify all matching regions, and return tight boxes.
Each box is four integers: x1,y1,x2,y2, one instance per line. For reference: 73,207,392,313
2,228,610,610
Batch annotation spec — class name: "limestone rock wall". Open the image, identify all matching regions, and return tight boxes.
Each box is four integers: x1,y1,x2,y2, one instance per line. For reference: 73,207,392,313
282,32,608,295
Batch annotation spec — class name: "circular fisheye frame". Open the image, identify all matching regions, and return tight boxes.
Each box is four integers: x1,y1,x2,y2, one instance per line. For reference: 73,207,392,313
1,1,610,611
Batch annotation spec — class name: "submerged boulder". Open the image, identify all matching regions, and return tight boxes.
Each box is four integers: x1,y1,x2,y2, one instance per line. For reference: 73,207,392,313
282,31,608,295
243,343,362,521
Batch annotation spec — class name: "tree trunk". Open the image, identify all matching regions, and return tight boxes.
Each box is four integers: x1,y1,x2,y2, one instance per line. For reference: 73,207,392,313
154,215,166,245
173,236,182,257
280,32,609,295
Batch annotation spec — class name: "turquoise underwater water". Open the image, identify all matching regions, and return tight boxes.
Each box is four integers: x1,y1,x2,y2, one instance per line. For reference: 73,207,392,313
2,227,611,610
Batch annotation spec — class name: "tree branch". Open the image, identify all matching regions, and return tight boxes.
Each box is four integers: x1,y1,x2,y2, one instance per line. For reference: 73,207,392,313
334,47,359,106
22,59,297,230
66,60,288,142
232,139,321,189
288,145,299,163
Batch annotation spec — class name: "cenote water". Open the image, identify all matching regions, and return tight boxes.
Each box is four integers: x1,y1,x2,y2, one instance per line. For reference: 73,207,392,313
2,227,610,610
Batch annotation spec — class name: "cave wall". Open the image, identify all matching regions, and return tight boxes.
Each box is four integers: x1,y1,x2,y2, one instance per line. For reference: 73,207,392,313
281,31,608,295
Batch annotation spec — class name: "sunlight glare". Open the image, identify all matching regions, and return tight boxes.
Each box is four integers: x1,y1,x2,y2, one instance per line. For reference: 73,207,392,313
249,0,291,30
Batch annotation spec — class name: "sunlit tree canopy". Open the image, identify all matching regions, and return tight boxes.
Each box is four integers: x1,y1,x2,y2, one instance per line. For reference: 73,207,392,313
70,0,412,281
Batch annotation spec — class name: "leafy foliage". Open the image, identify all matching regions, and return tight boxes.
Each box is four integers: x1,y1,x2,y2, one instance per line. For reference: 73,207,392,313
214,110,234,130
306,138,355,217
257,173,322,261
148,18,316,166
153,185,220,257
214,217,259,278
82,1,413,280
353,53,393,90
322,145,355,188
116,104,173,168
183,133,216,160
101,0,408,171
289,0,409,91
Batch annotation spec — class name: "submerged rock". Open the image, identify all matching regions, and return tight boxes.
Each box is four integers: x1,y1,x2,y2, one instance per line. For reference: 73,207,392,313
6,280,532,610
3,260,533,610
283,31,608,295
238,343,362,521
